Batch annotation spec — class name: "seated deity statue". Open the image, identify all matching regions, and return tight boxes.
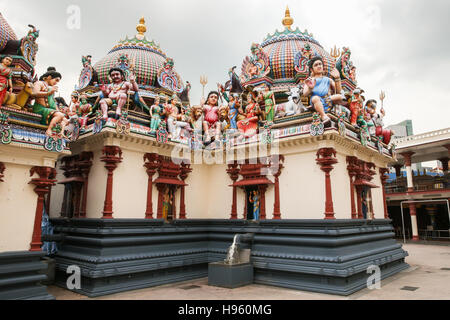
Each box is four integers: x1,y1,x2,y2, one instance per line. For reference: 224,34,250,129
302,56,345,124
99,67,138,120
32,67,69,136
201,91,222,142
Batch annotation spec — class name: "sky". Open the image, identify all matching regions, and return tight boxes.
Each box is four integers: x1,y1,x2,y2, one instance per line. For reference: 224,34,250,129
2,0,449,135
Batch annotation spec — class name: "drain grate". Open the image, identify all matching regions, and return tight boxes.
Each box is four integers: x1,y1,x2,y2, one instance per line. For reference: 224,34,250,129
441,268,450,271
179,285,201,290
401,286,419,291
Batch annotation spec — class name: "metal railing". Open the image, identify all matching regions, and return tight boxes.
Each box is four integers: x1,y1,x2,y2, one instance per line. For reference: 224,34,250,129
419,229,450,240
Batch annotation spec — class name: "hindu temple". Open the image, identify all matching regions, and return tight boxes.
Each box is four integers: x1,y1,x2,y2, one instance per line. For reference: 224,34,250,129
0,8,409,299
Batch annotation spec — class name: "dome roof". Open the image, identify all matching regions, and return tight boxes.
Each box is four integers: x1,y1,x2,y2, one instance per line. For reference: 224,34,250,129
261,27,334,80
93,18,183,92
239,7,335,87
0,12,18,52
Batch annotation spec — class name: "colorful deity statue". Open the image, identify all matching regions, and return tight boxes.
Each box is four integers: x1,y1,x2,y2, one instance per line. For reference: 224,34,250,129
217,83,244,131
166,96,192,140
190,105,204,136
240,43,270,83
237,93,259,138
365,98,393,144
20,24,39,66
78,94,92,131
32,67,69,136
68,92,80,114
303,56,345,124
336,47,357,85
149,96,163,134
249,190,260,220
201,91,222,142
349,88,364,125
99,67,138,120
0,55,13,106
259,84,276,123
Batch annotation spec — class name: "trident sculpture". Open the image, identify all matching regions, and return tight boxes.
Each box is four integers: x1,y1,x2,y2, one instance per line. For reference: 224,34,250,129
330,45,341,61
379,90,386,112
200,75,208,100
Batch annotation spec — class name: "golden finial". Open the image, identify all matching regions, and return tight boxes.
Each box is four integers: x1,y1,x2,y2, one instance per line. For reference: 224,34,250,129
282,6,294,30
136,17,147,40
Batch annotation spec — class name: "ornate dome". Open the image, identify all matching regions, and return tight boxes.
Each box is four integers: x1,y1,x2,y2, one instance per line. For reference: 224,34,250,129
239,7,335,87
93,18,184,92
0,12,18,52
262,7,334,81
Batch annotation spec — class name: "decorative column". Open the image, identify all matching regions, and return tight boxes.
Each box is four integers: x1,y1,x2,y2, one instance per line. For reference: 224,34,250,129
316,148,338,219
0,162,5,182
379,168,390,219
271,155,284,220
226,162,240,219
438,157,449,174
29,166,57,251
258,185,267,220
100,146,122,219
409,203,419,241
143,153,160,219
393,164,403,179
346,156,359,219
156,184,165,219
400,152,415,192
179,163,192,219
78,152,94,218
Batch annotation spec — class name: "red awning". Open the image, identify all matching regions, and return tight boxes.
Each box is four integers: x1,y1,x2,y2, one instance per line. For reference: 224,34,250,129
232,177,274,187
354,179,379,188
153,177,187,186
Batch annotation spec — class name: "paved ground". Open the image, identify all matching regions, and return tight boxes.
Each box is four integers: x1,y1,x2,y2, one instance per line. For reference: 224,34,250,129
47,242,450,300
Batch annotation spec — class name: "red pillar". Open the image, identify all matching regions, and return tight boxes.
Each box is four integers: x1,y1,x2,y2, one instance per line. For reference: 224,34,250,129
316,148,338,219
143,153,160,219
78,152,93,218
226,162,240,219
379,168,390,219
346,156,358,219
409,203,419,241
179,163,192,219
393,164,402,179
272,155,284,220
243,188,248,220
258,185,267,220
0,162,4,182
400,151,415,192
156,184,165,219
356,186,363,219
439,157,449,173
100,146,122,219
29,166,57,251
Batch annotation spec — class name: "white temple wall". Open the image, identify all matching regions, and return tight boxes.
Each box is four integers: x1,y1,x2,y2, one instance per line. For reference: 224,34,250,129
280,151,324,219
332,153,352,219
0,163,36,252
372,169,385,219
0,144,61,252
85,149,107,218
205,164,232,219
112,148,147,219
184,164,211,219
49,162,65,218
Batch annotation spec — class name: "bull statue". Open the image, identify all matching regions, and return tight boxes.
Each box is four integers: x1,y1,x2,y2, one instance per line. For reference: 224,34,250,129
274,86,307,118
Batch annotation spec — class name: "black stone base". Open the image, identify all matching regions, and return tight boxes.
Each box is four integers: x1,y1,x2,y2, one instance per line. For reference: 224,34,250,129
208,262,254,288
50,218,409,297
0,251,54,300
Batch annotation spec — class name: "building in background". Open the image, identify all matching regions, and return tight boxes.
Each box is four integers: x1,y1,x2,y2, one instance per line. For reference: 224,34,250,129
386,127,450,241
